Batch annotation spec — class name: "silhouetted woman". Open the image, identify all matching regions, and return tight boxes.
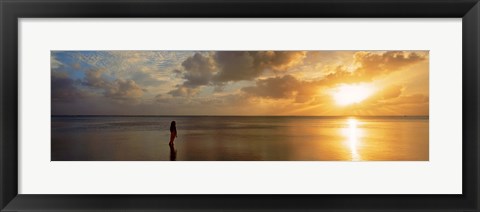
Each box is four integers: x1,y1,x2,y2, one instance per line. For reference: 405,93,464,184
169,143,177,161
169,121,177,145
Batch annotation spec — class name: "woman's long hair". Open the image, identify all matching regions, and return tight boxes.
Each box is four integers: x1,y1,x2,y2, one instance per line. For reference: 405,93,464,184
170,121,176,133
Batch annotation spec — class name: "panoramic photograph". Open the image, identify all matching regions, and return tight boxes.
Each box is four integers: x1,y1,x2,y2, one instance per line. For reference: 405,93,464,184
51,50,429,161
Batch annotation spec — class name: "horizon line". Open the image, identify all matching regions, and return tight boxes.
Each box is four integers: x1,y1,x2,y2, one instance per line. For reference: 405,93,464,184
51,114,430,117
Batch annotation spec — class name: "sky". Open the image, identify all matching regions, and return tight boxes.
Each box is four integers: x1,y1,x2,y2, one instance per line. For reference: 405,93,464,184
51,51,429,116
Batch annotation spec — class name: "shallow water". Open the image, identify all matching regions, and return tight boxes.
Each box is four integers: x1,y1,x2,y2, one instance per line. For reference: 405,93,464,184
51,116,429,161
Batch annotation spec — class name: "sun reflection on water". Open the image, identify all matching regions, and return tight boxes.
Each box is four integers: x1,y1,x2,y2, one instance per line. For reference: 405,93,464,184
344,118,361,161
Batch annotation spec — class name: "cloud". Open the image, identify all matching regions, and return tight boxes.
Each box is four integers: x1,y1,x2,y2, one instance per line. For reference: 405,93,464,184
241,74,320,103
313,51,427,88
168,85,200,97
214,51,306,83
167,53,216,97
170,51,307,96
376,84,404,100
104,79,145,100
320,65,360,86
242,75,300,99
51,54,63,69
71,51,188,83
131,70,166,87
81,69,145,100
181,53,217,88
213,52,255,82
51,72,84,102
353,51,426,79
82,68,108,88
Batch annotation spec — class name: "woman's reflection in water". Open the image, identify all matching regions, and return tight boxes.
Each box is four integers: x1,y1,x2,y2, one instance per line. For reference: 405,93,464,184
169,143,177,161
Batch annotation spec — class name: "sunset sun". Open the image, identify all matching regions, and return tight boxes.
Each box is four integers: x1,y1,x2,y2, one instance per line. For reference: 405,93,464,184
333,84,375,106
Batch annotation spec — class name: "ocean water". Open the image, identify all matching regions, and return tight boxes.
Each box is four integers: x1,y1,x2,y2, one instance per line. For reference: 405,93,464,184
51,116,429,161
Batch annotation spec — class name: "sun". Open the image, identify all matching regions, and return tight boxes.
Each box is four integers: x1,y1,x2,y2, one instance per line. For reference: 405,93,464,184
333,84,375,106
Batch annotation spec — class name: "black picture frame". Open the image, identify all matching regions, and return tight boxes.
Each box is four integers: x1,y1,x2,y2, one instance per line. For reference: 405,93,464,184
1,0,479,211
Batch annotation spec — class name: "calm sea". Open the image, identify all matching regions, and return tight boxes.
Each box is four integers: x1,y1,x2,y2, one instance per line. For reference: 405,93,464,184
51,116,429,161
